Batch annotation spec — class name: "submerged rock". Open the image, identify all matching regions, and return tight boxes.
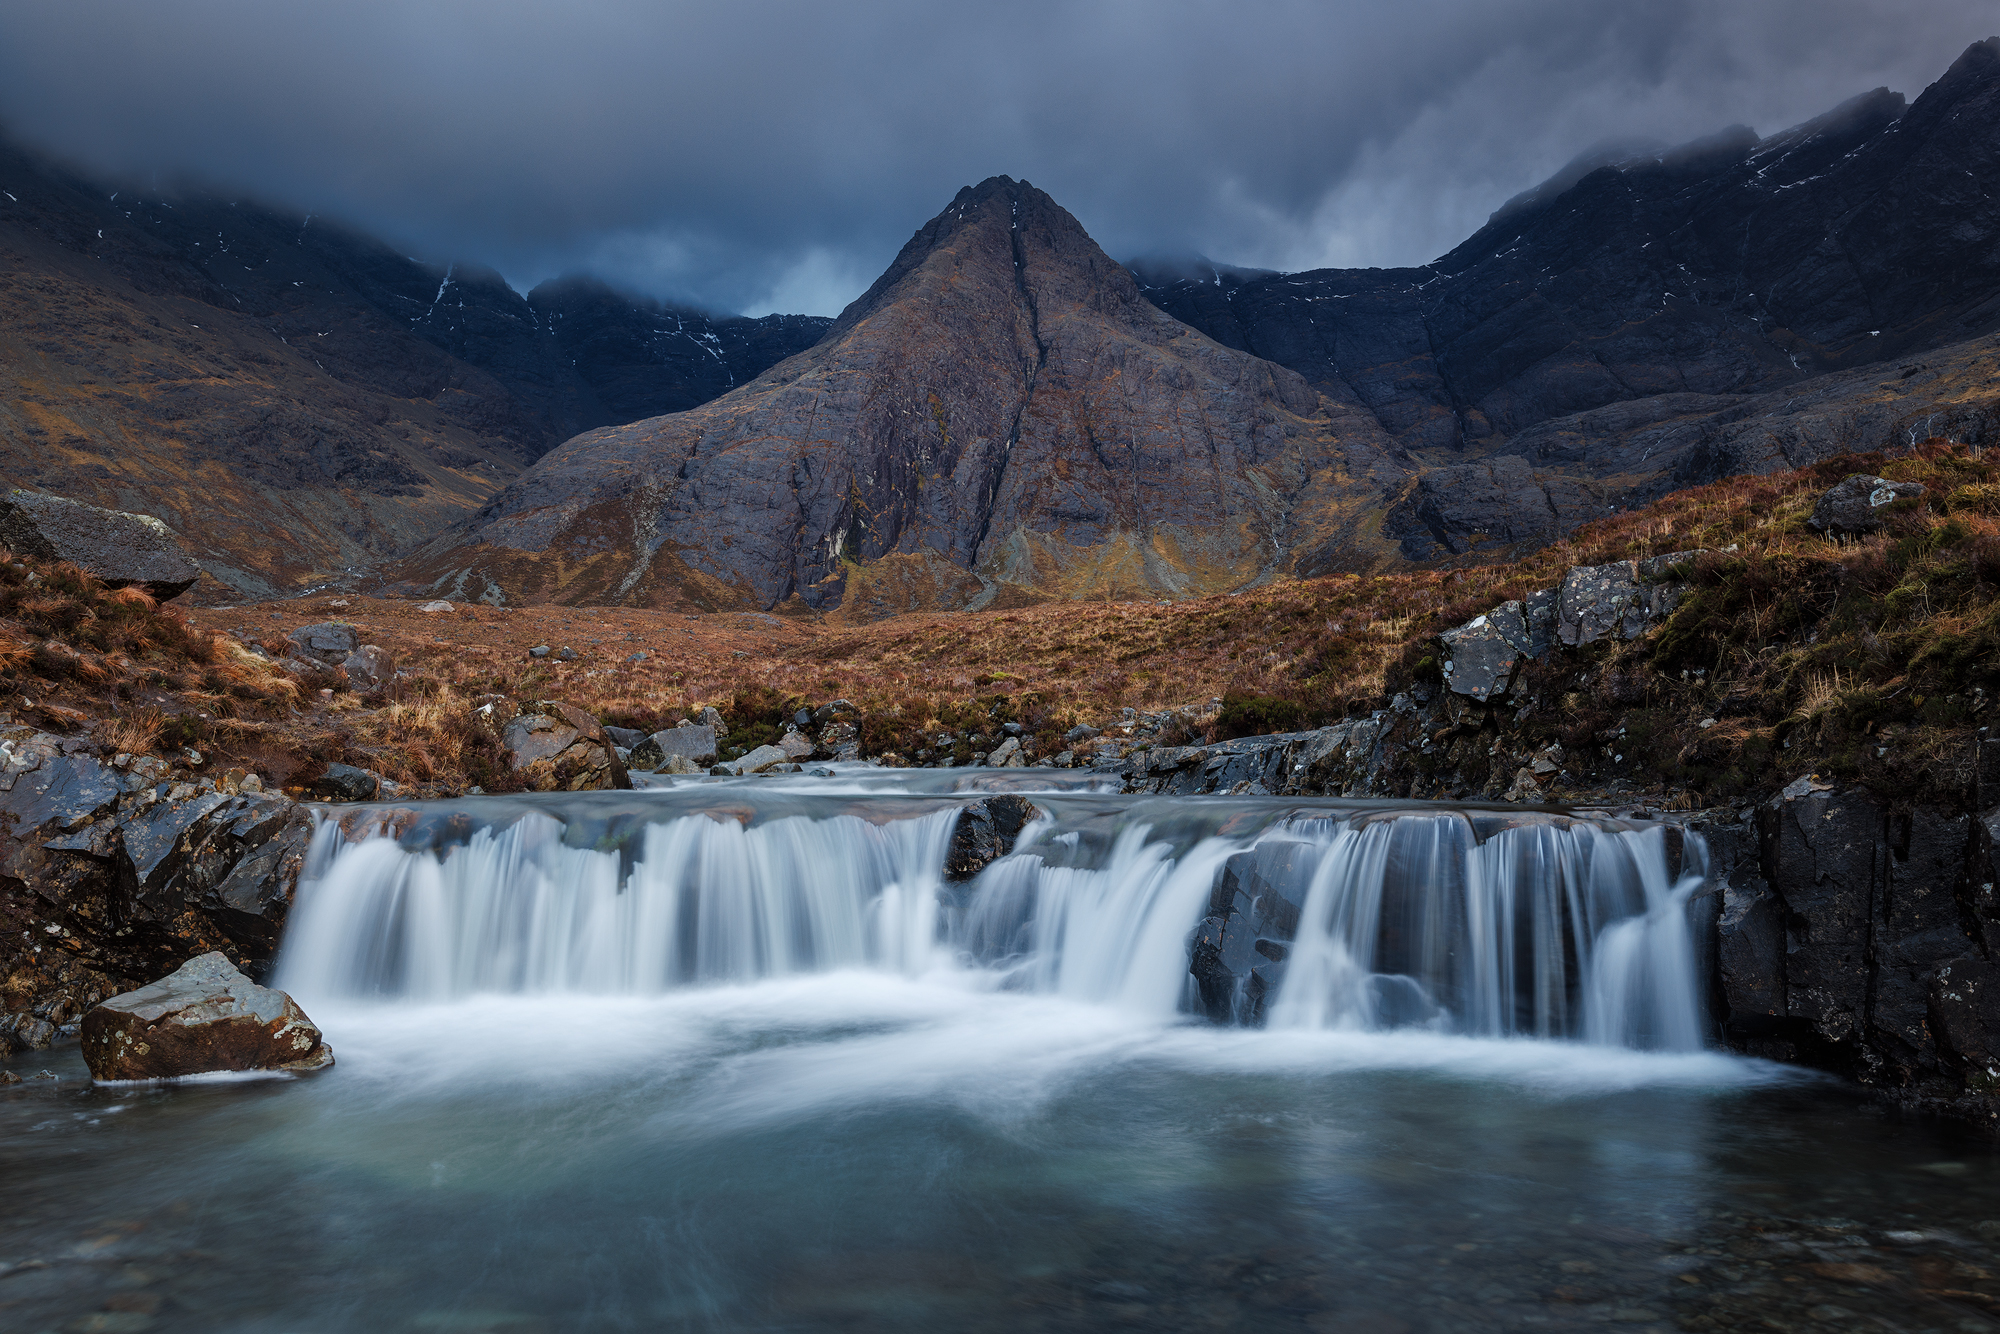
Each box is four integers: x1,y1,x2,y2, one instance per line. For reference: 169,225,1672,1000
0,489,203,600
80,952,332,1081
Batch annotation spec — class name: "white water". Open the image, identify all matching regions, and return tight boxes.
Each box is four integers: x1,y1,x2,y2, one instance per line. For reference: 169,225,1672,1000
278,797,1708,1051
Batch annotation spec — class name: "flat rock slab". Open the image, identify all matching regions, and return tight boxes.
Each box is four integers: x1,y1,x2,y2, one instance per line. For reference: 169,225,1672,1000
80,951,333,1081
0,489,202,600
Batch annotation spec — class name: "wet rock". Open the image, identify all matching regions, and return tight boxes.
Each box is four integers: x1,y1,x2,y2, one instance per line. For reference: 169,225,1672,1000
339,644,394,691
501,702,632,791
630,723,719,770
1808,475,1927,535
311,763,379,802
80,952,332,1081
1191,840,1321,1022
286,622,360,665
945,796,1043,882
0,489,202,600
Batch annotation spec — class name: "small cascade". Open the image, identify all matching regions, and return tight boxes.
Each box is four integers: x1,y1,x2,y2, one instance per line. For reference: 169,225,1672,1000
278,790,1708,1051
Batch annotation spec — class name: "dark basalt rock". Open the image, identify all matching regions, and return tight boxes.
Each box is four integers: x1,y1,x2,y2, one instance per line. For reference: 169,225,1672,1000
1808,474,1928,535
945,796,1043,882
0,490,201,600
1710,782,2000,1120
312,763,379,802
80,951,331,1081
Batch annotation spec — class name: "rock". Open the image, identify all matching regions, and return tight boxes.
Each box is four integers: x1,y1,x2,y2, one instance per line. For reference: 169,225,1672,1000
1440,613,1521,702
552,646,578,662
944,796,1043,882
528,645,551,658
811,699,858,724
286,621,360,665
816,718,862,761
0,490,202,600
339,644,394,691
698,706,728,735
988,737,1025,767
311,763,379,802
659,754,703,775
777,729,814,761
602,725,648,750
1065,724,1102,744
1808,475,1928,535
500,702,632,791
416,599,454,613
725,744,792,775
79,952,332,1080
1555,561,1648,646
630,724,719,770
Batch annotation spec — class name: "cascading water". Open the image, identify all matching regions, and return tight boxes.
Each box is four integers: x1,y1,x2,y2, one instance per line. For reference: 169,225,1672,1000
277,781,1709,1051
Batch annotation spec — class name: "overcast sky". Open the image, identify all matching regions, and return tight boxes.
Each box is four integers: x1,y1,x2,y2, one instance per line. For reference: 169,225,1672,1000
1,1,1991,316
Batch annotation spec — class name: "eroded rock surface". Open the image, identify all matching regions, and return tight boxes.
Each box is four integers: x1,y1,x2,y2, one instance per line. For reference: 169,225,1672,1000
0,490,202,600
80,951,331,1080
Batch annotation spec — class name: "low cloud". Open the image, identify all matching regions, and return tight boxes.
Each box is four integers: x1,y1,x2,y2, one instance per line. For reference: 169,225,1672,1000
1,1,1990,314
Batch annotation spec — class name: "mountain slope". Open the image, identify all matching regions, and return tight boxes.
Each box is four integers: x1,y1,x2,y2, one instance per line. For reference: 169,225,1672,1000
400,177,1410,612
1135,38,2000,557
0,136,826,596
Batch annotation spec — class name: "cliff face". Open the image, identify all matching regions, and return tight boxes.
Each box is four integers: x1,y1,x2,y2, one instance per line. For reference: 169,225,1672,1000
0,137,825,597
402,177,1409,612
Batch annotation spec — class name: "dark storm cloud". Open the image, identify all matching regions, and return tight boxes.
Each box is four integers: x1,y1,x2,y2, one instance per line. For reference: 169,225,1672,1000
0,1,1991,315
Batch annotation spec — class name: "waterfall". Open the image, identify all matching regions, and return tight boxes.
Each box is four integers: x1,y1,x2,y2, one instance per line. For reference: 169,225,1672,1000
278,793,1708,1051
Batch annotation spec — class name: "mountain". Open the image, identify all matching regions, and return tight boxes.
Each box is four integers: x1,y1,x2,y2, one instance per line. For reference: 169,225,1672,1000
399,177,1410,612
0,138,826,597
1138,38,2000,556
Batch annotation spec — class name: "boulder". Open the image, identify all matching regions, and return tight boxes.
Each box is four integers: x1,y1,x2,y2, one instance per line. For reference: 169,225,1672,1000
816,718,862,761
416,599,454,613
697,705,728,736
988,737,1025,767
0,489,202,600
311,763,379,802
724,744,792,775
500,701,632,791
287,621,360,665
777,728,814,761
944,796,1043,881
1808,475,1927,535
630,723,719,770
80,952,332,1081
340,644,394,691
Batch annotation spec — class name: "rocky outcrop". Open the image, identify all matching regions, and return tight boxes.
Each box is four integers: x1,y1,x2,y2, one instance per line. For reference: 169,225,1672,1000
400,175,1407,613
0,490,201,599
79,951,331,1081
0,729,317,1054
1705,776,2000,1124
1808,474,1928,535
500,701,632,791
